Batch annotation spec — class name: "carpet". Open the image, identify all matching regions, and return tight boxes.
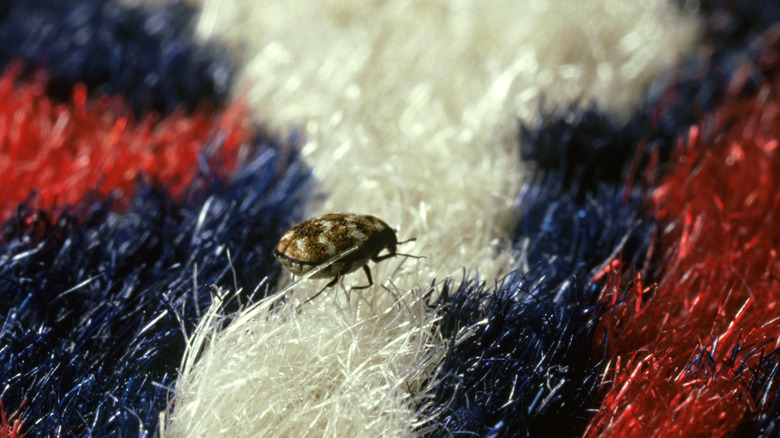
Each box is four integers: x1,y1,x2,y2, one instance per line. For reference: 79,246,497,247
1,0,778,436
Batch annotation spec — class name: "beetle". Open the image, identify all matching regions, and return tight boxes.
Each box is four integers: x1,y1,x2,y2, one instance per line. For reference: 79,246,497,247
273,213,420,302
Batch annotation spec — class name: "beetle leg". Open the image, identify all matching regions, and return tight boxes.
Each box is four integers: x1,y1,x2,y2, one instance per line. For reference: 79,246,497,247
303,275,340,304
372,252,395,262
373,251,424,262
350,265,374,290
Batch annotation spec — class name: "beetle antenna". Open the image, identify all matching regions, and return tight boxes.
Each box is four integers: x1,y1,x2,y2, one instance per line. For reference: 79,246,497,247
397,237,417,245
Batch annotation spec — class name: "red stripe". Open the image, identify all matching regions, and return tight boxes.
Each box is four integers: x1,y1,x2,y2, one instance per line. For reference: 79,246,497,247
0,399,24,438
586,78,780,436
0,61,253,220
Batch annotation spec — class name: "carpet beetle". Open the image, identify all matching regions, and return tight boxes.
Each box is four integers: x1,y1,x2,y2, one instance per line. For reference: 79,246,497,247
273,213,419,302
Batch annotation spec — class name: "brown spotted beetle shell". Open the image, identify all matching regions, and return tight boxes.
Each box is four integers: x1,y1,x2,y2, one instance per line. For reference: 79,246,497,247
273,213,405,291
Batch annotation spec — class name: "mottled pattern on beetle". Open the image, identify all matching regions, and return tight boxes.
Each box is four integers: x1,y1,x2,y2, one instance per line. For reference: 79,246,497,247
276,213,388,265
